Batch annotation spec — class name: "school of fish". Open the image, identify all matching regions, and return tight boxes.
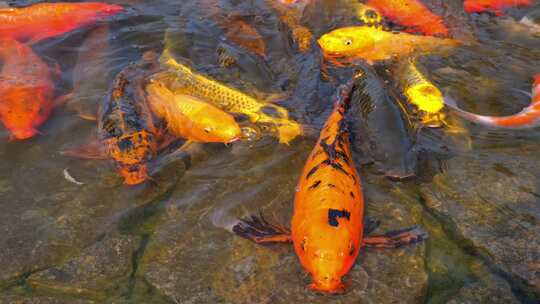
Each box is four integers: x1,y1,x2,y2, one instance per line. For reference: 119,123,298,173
0,0,538,296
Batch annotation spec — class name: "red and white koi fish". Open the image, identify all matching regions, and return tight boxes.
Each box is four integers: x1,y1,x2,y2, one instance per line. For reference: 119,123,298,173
445,74,540,129
464,0,532,16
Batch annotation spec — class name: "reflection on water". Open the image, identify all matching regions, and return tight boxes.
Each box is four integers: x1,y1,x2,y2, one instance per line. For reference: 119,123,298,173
0,0,539,303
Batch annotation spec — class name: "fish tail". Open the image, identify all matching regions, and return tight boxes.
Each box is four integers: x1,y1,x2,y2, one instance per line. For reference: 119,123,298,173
444,93,540,129
232,213,292,244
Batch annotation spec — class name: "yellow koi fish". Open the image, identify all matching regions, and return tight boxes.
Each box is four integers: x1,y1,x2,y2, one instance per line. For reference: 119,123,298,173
152,50,303,144
145,80,241,143
317,26,459,65
394,58,446,127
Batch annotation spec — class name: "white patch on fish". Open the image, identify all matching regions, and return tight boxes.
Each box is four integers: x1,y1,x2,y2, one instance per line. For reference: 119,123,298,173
63,169,84,185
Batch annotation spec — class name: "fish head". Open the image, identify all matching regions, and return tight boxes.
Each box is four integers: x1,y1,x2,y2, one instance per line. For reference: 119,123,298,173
117,163,149,185
0,86,52,140
294,221,361,293
195,115,242,143
318,27,374,58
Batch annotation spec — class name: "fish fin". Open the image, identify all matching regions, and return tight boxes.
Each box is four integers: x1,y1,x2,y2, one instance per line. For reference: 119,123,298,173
61,141,106,160
149,147,190,176
263,92,289,104
363,218,381,235
512,88,532,98
442,89,459,109
362,226,427,248
233,213,292,244
66,98,98,121
54,93,73,108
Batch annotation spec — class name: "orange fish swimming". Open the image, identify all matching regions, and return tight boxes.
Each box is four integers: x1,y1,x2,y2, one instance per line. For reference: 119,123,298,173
145,80,242,144
0,39,58,140
0,2,123,44
233,81,426,293
317,26,459,65
367,0,449,37
445,74,540,129
464,0,532,16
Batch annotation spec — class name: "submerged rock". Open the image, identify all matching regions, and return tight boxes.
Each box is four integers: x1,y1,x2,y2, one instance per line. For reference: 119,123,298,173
0,295,93,304
419,143,540,299
26,233,139,300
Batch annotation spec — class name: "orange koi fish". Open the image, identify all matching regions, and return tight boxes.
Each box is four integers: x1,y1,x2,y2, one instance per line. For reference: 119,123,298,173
317,26,458,65
445,74,540,129
367,0,449,37
0,2,123,43
0,39,56,140
145,80,241,144
464,0,532,16
233,81,426,293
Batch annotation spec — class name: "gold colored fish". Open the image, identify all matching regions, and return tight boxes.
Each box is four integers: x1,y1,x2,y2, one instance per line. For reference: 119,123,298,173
151,50,303,144
394,58,446,127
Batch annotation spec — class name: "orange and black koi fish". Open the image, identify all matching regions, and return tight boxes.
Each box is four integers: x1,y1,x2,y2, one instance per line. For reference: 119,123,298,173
464,0,531,16
367,0,449,37
0,2,123,44
63,54,162,185
233,81,426,293
445,74,540,129
0,39,57,140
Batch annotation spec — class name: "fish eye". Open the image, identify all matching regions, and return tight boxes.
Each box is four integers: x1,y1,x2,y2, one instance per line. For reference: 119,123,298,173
344,39,353,46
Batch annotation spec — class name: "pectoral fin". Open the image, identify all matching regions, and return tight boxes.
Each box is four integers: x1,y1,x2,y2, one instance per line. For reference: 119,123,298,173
363,226,427,248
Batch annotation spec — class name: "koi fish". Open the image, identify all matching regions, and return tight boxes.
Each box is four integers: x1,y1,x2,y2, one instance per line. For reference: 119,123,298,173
444,74,540,129
464,0,532,16
394,58,446,127
317,26,459,65
0,39,56,140
63,54,161,185
153,50,303,144
266,0,313,52
233,82,426,293
145,80,241,144
367,0,449,37
349,63,418,179
68,25,112,121
0,2,123,44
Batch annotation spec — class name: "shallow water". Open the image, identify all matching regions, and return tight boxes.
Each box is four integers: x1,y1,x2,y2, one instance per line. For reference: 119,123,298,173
0,0,539,303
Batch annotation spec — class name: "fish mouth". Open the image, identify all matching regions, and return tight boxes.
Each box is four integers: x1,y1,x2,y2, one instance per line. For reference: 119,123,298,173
309,278,346,294
227,137,240,144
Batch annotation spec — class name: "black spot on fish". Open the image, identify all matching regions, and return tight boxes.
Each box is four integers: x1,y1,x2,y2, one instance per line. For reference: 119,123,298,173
309,180,321,190
328,209,351,227
118,138,134,151
320,141,336,163
329,161,349,176
327,183,336,188
349,191,355,199
306,165,320,180
335,151,350,165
